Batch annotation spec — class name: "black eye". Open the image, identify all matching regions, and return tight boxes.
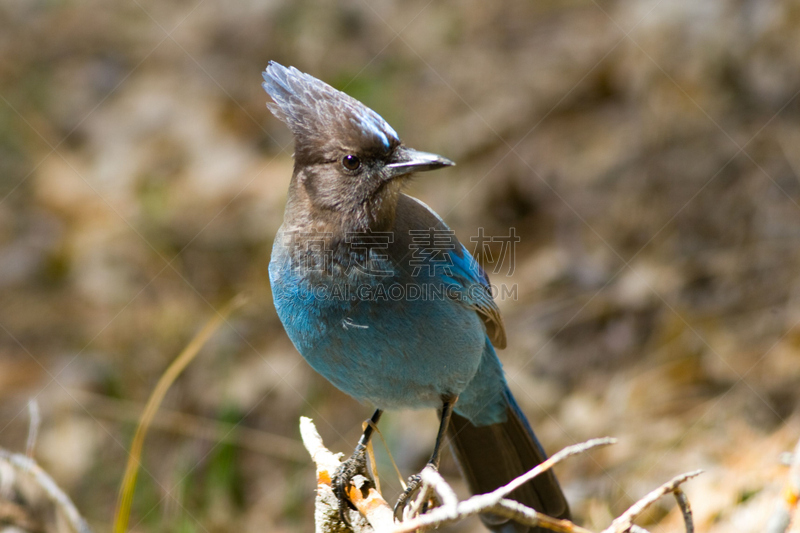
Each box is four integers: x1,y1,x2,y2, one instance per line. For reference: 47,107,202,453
342,154,361,171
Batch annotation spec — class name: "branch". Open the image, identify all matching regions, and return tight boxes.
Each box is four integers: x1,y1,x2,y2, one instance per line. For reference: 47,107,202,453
300,416,394,532
673,488,694,533
391,439,615,533
0,449,92,533
299,417,702,533
601,470,703,533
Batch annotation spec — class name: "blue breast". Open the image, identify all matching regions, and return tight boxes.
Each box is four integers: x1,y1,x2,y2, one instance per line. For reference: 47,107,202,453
269,234,486,411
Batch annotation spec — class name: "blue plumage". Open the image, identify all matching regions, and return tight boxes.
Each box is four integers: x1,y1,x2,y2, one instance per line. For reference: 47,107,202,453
270,193,506,425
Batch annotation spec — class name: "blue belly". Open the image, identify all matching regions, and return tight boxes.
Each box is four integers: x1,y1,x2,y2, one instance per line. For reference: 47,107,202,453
269,260,485,411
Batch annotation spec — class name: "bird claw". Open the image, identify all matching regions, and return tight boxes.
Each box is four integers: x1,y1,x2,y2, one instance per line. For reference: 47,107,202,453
332,447,370,525
393,473,422,521
393,468,440,522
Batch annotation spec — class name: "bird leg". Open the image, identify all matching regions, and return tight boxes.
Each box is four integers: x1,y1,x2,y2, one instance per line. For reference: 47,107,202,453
393,396,456,521
332,408,383,525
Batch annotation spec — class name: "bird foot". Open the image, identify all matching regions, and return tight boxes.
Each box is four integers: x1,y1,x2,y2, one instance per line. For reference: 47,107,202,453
393,467,439,521
332,447,371,525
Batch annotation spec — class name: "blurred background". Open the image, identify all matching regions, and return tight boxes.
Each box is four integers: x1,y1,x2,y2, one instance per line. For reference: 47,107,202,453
2,0,800,531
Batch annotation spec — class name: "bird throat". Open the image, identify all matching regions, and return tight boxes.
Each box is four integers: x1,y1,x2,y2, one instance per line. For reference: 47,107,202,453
285,171,401,236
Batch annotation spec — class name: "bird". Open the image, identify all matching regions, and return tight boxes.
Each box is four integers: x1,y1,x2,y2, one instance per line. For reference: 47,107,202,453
262,61,570,532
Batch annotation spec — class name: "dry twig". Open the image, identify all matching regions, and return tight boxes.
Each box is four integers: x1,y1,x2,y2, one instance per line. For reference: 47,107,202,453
25,399,41,459
673,488,694,533
299,417,701,533
0,449,92,533
0,399,91,533
392,439,614,533
300,416,394,532
601,470,702,533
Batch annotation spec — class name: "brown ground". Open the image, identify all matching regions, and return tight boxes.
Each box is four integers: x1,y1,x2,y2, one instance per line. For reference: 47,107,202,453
2,1,800,532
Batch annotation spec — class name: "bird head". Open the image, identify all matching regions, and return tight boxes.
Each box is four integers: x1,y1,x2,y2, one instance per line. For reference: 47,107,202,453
262,61,454,232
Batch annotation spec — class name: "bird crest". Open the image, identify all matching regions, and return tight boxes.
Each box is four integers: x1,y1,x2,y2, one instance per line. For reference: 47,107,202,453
262,62,400,160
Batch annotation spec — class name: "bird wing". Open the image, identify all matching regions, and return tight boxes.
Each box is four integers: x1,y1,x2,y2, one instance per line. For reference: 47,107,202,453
444,242,508,349
396,194,507,349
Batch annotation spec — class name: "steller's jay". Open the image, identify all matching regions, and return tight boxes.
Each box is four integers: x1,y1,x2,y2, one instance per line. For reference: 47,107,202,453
262,61,570,532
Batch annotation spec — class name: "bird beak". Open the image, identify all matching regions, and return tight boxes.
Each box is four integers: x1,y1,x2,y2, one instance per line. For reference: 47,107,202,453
384,147,455,180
